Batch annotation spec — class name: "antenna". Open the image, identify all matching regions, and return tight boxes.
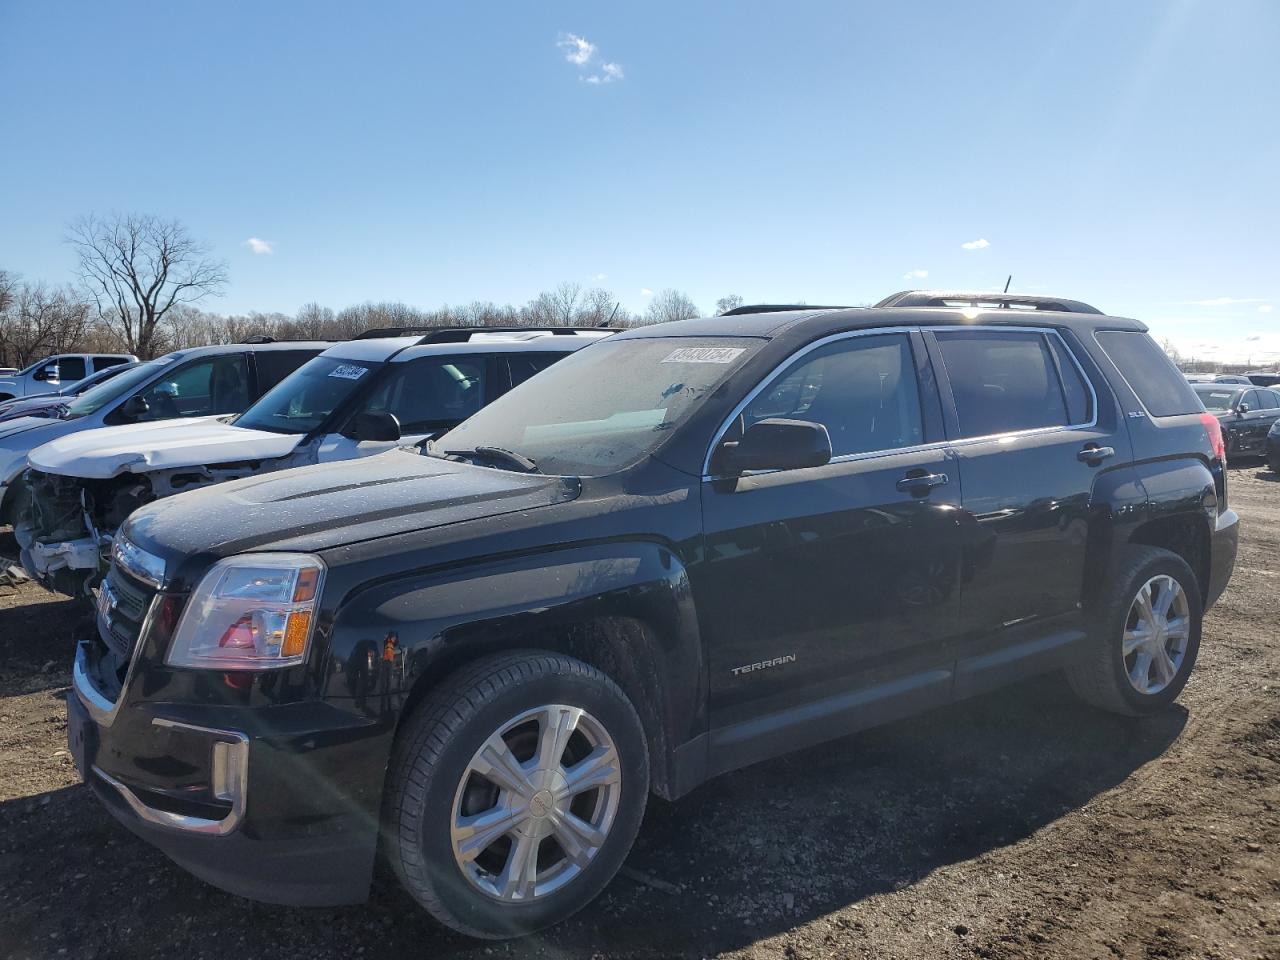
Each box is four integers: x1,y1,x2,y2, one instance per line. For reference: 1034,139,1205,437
1003,275,1013,293
601,302,620,328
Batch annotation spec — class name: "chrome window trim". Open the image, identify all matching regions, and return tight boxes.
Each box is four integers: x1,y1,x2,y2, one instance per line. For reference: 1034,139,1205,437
701,324,1101,480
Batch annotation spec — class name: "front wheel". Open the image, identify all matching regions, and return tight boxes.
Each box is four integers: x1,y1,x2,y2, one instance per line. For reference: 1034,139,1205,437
1067,545,1203,715
384,652,649,939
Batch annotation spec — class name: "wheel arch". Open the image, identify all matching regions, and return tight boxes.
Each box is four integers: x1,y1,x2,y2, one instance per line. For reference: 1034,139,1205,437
1127,512,1212,604
323,540,707,801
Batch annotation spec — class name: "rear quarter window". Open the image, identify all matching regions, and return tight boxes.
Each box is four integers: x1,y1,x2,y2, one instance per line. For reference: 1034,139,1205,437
1095,331,1201,418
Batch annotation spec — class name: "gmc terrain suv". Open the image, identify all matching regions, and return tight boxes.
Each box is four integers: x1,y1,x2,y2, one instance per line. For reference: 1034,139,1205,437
68,293,1238,939
20,327,607,597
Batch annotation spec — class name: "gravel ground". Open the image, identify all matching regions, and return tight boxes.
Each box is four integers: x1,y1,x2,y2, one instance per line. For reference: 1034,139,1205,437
1,468,1277,960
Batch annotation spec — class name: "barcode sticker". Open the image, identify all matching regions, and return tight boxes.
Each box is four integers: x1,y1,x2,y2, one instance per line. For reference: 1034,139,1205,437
328,364,368,380
661,347,745,364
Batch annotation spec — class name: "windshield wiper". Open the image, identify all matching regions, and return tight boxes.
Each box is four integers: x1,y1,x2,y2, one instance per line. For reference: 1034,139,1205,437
443,445,540,474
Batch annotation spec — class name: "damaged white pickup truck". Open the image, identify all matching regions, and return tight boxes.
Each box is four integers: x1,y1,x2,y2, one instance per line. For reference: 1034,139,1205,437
17,326,608,595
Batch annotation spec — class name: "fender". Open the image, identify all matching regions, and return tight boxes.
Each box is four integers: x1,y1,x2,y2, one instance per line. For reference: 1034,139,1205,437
320,539,707,799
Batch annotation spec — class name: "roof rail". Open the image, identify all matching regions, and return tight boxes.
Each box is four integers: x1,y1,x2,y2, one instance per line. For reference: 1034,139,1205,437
720,304,851,317
355,325,613,342
875,290,1103,315
242,335,275,344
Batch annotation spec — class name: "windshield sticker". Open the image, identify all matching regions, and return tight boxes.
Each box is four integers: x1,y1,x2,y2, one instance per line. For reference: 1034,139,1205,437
328,364,368,381
661,347,745,364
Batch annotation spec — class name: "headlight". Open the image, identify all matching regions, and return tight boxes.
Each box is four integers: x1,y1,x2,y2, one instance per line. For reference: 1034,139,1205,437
1270,421,1280,437
166,553,325,670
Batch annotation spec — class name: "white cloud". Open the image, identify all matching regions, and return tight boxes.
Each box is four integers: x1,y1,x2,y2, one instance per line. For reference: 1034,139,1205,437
558,33,623,84
1260,304,1274,313
1179,297,1268,307
585,62,624,84
902,269,928,280
557,33,596,65
960,238,990,251
595,273,607,281
640,288,653,297
244,237,274,255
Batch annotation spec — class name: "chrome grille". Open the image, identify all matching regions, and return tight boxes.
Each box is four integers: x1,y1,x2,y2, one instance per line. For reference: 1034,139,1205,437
97,564,156,661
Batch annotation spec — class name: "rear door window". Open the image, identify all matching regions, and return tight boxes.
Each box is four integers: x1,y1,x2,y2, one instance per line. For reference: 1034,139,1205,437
1095,331,1201,417
57,357,87,381
933,330,1077,438
92,356,128,373
253,350,320,394
507,353,565,390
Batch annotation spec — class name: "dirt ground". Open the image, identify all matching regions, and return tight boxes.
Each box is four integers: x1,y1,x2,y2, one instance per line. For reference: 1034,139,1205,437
1,469,1277,960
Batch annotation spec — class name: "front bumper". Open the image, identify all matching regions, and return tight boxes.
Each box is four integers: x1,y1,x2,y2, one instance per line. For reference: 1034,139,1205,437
71,641,386,906
1206,507,1239,611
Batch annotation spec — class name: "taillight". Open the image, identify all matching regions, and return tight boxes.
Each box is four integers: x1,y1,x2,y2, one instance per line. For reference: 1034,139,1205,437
1200,412,1226,462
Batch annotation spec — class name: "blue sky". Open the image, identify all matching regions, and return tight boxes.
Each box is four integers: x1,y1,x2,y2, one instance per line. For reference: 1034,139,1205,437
2,1,1277,362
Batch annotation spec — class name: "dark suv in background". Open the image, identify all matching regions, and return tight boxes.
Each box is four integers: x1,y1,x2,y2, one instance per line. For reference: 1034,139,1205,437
68,292,1237,938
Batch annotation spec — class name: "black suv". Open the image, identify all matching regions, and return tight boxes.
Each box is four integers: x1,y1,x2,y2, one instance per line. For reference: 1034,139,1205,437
68,293,1238,938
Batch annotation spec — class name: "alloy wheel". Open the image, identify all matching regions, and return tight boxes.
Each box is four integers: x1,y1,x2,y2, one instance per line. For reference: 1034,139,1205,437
1122,574,1191,696
450,704,622,902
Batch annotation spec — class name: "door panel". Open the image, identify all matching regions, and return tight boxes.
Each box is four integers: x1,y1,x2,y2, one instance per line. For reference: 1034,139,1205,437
926,327,1128,664
695,331,962,747
700,449,963,738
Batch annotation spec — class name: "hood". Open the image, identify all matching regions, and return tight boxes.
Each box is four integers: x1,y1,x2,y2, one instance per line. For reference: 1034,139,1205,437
123,448,581,576
28,416,307,479
0,399,65,424
0,414,70,443
0,417,88,482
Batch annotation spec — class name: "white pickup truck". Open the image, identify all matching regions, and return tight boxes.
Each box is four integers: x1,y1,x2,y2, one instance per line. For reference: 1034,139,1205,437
0,353,136,400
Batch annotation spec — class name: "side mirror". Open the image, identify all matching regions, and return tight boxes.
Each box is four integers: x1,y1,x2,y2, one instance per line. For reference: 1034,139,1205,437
36,364,58,382
350,410,401,443
714,418,832,475
1238,402,1251,416
118,394,150,421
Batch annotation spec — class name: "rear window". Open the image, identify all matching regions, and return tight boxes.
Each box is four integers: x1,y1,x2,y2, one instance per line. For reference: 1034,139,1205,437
1095,331,1201,417
934,329,1081,438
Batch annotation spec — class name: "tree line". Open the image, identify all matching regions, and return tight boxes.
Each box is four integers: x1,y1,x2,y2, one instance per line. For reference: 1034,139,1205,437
0,213,745,367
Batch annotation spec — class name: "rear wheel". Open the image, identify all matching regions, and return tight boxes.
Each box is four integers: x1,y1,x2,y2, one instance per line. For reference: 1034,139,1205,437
1067,545,1202,715
384,652,649,939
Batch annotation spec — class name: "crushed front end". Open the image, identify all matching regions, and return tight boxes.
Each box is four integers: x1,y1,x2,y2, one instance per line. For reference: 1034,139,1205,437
16,469,154,596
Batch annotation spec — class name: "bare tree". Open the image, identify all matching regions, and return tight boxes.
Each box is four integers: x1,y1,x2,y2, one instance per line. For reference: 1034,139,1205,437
715,294,744,315
0,282,93,367
644,289,700,326
68,213,228,359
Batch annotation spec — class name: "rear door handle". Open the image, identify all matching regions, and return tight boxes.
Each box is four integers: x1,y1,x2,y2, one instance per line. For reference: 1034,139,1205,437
896,471,949,494
1077,445,1115,464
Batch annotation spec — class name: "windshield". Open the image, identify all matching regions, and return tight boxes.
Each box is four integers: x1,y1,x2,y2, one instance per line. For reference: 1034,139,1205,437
63,359,166,419
436,337,760,476
235,356,378,434
1194,385,1241,412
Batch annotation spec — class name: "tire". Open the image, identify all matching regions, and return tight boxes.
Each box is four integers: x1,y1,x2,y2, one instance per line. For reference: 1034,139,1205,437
1067,545,1203,716
384,651,649,939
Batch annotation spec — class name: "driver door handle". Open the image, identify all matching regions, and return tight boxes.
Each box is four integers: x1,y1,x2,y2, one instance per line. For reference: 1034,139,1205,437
1077,445,1115,464
896,471,949,494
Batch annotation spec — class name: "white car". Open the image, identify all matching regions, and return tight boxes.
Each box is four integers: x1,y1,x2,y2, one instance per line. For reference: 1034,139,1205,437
20,327,609,594
0,352,136,400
